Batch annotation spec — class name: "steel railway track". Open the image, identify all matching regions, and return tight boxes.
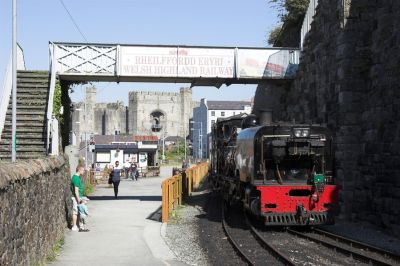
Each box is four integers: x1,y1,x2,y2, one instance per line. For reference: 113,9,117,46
222,203,399,266
222,206,294,266
245,214,296,266
287,228,400,266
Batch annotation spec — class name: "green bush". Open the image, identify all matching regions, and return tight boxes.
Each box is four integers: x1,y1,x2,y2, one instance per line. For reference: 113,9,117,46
83,182,95,196
52,81,62,121
268,0,310,45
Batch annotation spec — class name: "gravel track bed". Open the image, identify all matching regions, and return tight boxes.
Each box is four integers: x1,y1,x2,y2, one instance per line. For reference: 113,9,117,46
165,189,400,266
301,231,398,265
164,192,243,265
225,205,283,265
164,198,210,266
197,193,244,265
319,222,400,256
258,229,366,266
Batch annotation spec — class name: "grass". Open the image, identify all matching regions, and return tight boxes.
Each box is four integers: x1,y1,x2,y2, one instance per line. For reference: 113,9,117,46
83,181,95,196
46,236,65,262
33,235,65,265
167,206,183,224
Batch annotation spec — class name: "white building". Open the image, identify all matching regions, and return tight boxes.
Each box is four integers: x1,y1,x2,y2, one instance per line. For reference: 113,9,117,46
192,99,252,159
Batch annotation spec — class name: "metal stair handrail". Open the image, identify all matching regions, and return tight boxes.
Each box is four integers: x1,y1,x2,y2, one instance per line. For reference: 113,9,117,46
0,44,26,140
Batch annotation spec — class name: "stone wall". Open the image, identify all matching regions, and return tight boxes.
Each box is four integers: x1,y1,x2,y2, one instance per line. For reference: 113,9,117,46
0,156,70,265
254,1,400,235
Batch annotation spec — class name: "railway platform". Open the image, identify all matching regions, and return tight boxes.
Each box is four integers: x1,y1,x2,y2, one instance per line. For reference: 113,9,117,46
50,166,186,266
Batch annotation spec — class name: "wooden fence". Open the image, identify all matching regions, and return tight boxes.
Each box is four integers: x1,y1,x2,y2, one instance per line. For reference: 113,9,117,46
161,163,209,223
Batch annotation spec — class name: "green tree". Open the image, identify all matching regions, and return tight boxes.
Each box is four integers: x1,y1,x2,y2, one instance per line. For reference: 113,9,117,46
268,0,309,45
269,0,309,23
268,24,283,45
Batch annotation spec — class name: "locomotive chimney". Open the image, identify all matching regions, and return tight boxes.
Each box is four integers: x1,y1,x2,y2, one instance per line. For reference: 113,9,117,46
259,110,273,125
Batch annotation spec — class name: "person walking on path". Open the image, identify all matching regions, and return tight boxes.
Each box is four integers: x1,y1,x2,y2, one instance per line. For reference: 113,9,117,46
111,161,122,198
130,163,138,181
124,160,130,178
70,166,84,231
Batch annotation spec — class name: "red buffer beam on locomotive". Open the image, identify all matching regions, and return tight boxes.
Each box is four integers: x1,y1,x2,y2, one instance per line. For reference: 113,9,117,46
210,114,339,226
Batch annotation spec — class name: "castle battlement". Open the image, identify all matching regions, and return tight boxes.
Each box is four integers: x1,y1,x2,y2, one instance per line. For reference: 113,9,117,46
129,90,180,98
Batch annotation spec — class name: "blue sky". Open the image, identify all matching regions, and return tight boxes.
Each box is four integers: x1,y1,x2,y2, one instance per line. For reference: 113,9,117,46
0,0,279,104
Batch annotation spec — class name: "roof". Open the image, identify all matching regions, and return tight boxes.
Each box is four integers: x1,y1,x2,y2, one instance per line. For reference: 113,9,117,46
165,136,185,142
133,135,159,142
94,143,157,153
207,101,251,110
93,135,158,144
216,113,249,123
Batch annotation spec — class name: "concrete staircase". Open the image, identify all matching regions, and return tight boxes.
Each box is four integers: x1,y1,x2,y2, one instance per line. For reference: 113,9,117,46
0,70,50,160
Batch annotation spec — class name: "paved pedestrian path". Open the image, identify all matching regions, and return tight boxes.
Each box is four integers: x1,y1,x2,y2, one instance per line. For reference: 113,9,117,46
51,167,187,266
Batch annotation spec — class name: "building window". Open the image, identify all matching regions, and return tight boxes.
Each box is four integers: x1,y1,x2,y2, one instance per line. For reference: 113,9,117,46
221,111,225,117
211,111,215,116
211,120,215,125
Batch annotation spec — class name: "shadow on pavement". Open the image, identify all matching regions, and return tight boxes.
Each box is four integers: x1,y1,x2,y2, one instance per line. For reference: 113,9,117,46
88,195,162,201
146,205,162,222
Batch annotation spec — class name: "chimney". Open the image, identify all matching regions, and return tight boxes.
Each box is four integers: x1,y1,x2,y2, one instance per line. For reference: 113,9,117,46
259,110,273,125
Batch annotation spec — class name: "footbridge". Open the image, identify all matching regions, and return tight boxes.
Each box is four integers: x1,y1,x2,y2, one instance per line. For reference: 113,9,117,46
49,42,299,85
45,43,299,154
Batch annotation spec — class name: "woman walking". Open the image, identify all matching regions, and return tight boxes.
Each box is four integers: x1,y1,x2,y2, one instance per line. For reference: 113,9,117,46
111,161,122,199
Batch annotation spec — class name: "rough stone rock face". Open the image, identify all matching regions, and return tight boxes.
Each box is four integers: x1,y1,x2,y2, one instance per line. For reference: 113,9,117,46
0,156,70,265
254,1,400,235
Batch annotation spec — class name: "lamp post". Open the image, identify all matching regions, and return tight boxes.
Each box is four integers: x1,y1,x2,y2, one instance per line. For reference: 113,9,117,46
11,0,17,162
190,128,201,159
184,126,187,162
179,125,187,162
190,121,203,159
161,130,168,163
75,101,88,169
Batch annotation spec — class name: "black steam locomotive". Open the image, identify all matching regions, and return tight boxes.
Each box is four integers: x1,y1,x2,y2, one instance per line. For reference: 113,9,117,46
210,113,339,226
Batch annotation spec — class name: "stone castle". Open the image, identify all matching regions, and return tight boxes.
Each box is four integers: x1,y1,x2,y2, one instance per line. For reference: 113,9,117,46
71,87,198,142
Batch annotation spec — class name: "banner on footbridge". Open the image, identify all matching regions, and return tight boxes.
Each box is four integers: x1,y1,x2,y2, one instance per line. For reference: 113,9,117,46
49,42,299,85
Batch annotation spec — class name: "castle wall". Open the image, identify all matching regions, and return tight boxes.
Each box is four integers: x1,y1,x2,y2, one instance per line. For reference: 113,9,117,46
72,87,195,141
94,103,127,135
129,88,194,138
